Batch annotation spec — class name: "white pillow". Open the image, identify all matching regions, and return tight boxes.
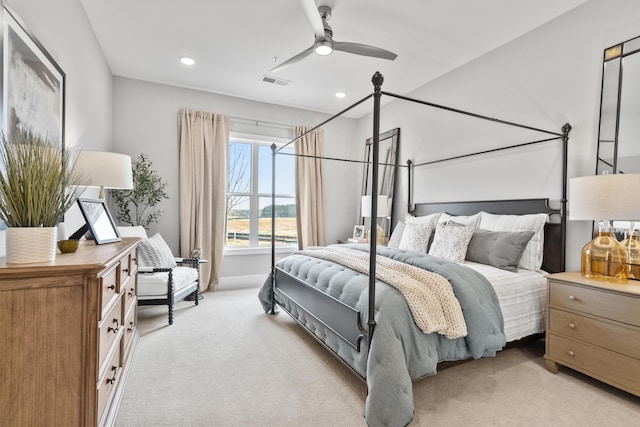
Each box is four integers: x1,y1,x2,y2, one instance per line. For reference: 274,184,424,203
479,212,548,271
387,221,405,248
398,221,435,252
438,212,481,229
428,222,475,263
406,212,441,225
137,233,177,268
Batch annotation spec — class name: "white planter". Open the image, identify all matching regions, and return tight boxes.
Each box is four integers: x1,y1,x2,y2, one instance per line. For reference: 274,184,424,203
6,227,58,263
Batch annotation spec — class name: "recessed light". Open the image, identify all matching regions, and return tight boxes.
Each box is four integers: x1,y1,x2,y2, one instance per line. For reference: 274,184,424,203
179,56,195,66
335,91,346,98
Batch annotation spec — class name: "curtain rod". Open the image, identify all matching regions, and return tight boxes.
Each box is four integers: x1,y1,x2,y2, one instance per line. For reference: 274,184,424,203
230,116,293,130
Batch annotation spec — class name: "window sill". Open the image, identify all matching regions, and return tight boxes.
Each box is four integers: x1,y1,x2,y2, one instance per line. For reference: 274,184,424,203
223,245,297,256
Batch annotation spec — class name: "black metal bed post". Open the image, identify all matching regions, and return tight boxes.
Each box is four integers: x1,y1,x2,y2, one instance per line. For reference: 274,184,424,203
406,159,413,213
270,143,277,315
368,72,384,347
560,123,572,272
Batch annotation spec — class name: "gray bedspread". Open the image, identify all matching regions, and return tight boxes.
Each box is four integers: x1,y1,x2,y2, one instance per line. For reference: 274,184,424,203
258,244,506,427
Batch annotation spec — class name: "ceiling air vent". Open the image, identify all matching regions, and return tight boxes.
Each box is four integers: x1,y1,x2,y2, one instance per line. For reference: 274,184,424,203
262,75,290,86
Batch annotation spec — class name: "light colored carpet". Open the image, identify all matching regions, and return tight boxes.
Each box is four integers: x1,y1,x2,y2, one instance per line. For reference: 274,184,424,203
115,283,640,426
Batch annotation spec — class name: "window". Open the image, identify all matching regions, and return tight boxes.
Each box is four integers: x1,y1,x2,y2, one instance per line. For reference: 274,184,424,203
226,133,297,248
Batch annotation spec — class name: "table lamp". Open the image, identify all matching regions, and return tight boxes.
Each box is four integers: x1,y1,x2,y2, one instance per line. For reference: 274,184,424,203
569,173,640,281
74,151,134,199
362,195,389,244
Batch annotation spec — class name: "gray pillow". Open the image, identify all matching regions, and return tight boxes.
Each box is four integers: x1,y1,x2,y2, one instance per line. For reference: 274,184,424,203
465,229,535,272
387,221,405,248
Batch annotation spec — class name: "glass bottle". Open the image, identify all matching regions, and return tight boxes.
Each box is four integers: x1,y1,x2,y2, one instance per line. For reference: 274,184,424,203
581,221,627,281
621,229,640,279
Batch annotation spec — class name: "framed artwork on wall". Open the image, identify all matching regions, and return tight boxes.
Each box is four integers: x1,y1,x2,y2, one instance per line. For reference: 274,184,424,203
1,4,65,146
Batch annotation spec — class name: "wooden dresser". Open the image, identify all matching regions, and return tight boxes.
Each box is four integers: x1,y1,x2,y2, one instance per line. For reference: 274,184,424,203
545,271,640,396
0,238,139,426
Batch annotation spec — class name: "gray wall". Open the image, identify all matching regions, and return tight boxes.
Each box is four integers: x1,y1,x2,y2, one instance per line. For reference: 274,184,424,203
0,0,113,254
354,0,640,271
112,77,360,279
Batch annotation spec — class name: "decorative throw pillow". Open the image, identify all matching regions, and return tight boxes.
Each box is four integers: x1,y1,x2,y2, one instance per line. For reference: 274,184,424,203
405,212,441,225
428,222,475,263
387,221,405,248
398,221,435,252
137,233,177,268
466,229,535,272
479,212,548,271
438,212,481,229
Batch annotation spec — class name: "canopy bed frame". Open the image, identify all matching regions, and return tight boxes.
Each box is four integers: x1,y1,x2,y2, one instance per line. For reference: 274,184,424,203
263,72,571,426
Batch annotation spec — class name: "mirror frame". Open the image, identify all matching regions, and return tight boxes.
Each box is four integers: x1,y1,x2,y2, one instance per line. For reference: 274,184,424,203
596,35,640,175
361,128,400,232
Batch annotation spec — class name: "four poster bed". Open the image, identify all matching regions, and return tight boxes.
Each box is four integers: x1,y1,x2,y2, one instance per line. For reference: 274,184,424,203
258,72,571,427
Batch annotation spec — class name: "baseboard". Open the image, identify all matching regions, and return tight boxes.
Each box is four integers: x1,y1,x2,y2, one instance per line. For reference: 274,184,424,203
218,274,267,290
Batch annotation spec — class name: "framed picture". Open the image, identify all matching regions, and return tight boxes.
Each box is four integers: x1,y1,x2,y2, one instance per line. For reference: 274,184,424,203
73,198,122,244
1,4,65,146
353,225,365,240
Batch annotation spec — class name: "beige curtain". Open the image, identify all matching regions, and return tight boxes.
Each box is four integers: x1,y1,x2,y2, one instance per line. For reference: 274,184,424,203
294,126,325,249
178,108,229,292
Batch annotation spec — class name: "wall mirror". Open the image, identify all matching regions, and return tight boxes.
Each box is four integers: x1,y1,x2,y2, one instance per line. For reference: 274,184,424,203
361,128,400,236
596,35,640,175
596,35,640,237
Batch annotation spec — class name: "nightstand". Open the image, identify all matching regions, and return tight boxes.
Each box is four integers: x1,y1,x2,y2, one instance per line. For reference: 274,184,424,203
544,271,640,396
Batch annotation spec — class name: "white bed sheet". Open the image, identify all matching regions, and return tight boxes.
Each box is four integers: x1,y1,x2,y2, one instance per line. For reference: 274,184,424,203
461,261,547,342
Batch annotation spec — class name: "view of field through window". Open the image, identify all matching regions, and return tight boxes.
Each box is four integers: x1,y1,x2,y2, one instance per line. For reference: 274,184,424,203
226,139,297,246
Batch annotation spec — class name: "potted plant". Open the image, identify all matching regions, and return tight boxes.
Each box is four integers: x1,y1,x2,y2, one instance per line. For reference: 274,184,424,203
111,153,169,229
0,129,85,263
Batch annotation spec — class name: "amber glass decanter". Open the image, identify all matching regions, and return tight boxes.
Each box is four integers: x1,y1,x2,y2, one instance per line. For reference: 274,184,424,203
621,229,640,279
581,221,628,281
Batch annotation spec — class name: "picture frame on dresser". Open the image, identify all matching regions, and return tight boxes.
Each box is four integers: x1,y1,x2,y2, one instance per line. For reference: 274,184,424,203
72,198,122,244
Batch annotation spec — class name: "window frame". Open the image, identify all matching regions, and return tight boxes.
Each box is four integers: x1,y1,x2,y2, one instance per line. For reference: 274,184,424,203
225,131,297,252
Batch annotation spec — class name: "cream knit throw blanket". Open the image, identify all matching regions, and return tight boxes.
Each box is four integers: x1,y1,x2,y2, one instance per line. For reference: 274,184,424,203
297,246,467,339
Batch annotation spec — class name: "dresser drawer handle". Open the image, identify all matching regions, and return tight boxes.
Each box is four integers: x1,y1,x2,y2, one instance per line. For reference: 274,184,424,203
568,350,575,357
106,366,117,384
568,323,576,329
127,288,135,297
123,268,129,273
127,322,135,333
108,319,120,334
107,284,116,291
568,295,576,300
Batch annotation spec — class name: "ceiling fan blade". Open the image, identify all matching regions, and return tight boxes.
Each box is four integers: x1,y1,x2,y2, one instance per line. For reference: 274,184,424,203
333,41,398,60
270,46,314,73
299,0,325,39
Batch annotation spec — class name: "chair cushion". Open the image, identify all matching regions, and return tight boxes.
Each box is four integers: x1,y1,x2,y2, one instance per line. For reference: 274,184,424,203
137,266,199,298
137,233,177,268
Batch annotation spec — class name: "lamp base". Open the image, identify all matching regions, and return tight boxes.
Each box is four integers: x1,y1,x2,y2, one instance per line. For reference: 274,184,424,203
581,228,627,282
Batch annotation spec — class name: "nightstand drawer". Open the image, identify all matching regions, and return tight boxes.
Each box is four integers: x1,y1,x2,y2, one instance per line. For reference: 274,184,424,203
549,281,640,327
549,308,640,359
548,334,640,395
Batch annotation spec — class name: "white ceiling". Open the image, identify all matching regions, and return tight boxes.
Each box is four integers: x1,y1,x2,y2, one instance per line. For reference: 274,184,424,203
80,0,589,118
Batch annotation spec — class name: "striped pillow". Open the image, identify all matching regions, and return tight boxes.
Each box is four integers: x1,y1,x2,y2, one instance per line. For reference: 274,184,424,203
137,233,177,268
479,212,548,271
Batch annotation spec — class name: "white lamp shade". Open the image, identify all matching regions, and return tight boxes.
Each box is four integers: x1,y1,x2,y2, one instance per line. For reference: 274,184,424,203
361,195,389,218
74,151,134,190
569,174,640,221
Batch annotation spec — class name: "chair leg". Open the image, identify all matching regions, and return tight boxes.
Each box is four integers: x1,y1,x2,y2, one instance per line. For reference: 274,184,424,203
194,288,199,306
168,300,174,325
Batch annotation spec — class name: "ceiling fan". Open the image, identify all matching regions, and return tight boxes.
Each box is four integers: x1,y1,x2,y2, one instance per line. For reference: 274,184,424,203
270,0,398,73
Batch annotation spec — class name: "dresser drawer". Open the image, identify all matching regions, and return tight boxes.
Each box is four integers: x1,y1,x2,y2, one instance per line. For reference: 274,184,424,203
122,299,137,361
100,266,120,318
548,334,640,395
122,271,137,316
97,341,122,424
120,249,136,286
549,281,640,327
549,308,640,359
98,297,123,377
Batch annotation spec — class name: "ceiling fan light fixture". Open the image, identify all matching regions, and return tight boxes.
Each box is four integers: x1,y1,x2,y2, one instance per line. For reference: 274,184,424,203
314,40,333,56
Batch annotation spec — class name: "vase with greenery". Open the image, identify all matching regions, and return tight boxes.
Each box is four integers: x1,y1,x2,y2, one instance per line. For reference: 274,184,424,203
0,129,86,263
111,153,169,229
